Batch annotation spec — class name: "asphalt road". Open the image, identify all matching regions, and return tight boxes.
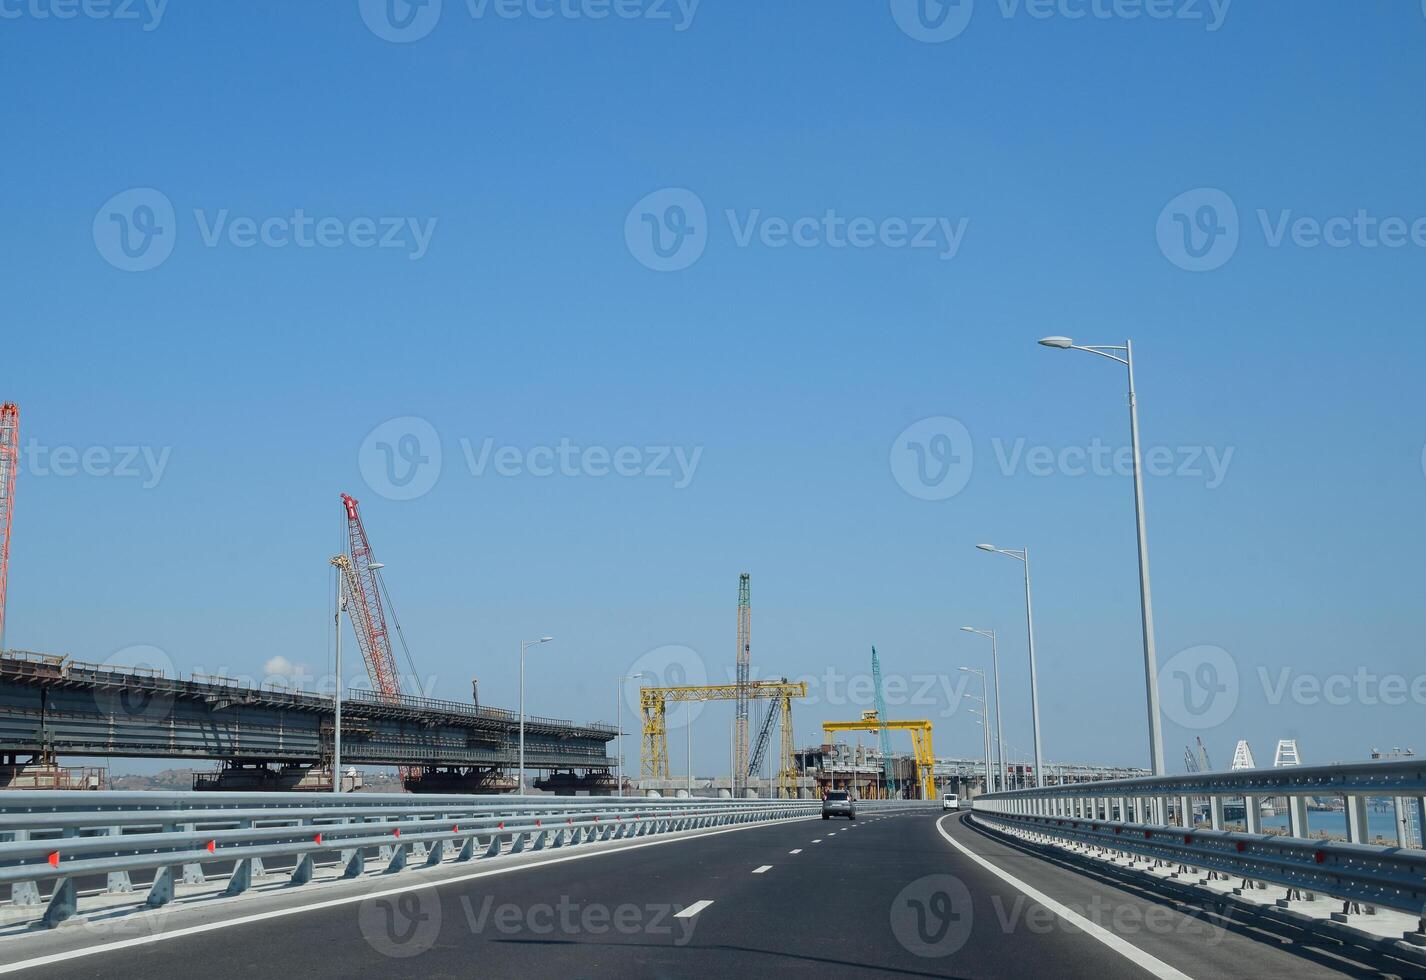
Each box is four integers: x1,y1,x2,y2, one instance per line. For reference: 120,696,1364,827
5,811,1408,978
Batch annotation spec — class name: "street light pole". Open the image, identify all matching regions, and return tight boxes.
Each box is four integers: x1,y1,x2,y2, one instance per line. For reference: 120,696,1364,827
617,672,649,796
518,636,554,793
1039,336,1165,776
961,628,1006,792
333,583,344,794
960,668,992,797
974,548,1043,787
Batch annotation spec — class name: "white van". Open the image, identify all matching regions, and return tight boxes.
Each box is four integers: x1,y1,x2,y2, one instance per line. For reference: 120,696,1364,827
941,792,959,811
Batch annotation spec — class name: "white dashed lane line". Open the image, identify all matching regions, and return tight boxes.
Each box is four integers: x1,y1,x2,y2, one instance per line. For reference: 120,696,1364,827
752,865,772,874
675,900,715,919
788,848,802,854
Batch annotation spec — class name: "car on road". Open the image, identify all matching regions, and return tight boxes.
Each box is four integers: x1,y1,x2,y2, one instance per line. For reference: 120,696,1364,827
821,790,856,820
941,792,959,811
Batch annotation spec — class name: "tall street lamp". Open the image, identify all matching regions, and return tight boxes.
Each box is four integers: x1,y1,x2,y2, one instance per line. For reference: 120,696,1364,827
1038,335,1164,776
971,544,1044,788
959,632,1005,791
961,675,993,797
518,636,554,793
616,672,649,796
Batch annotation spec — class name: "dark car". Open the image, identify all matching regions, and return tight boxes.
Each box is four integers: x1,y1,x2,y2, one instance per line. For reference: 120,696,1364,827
821,789,856,820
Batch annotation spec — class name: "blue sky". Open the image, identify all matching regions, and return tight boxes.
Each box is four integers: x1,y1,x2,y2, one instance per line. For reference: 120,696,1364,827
3,1,1426,777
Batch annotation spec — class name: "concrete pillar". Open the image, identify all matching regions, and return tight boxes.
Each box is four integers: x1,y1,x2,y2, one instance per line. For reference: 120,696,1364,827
1345,794,1370,844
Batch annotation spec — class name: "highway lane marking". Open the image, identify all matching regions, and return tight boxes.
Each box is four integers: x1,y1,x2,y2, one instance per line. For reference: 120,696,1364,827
812,839,822,843
828,832,837,836
675,900,714,918
934,816,1193,980
788,848,802,854
0,816,822,975
752,865,772,874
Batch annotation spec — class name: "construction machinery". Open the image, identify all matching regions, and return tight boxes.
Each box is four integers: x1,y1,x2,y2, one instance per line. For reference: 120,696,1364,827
640,679,805,798
733,572,751,795
0,404,17,651
869,646,895,795
822,714,937,800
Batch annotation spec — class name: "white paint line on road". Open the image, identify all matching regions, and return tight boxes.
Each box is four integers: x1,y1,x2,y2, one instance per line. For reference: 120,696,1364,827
675,900,714,918
788,848,802,854
0,817,822,976
752,865,772,874
828,832,837,836
812,839,822,843
934,816,1193,980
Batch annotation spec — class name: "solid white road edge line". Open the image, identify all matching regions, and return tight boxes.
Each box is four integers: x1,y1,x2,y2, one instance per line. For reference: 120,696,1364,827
675,900,714,918
0,816,820,975
934,815,1193,980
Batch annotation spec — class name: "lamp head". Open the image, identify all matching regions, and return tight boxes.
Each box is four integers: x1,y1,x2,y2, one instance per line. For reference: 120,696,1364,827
1038,336,1074,349
975,543,996,553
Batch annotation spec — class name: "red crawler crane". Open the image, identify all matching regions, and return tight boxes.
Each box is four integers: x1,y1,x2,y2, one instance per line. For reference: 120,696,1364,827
338,493,404,703
0,404,17,650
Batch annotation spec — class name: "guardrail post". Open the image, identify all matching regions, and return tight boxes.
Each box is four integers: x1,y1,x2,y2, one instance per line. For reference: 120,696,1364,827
180,823,206,885
41,878,76,929
1210,797,1224,831
1346,794,1370,844
1178,795,1193,828
1287,796,1309,839
105,825,133,894
9,830,39,907
226,859,254,895
425,839,447,865
1393,798,1414,848
1116,797,1127,823
146,866,177,908
1243,796,1262,834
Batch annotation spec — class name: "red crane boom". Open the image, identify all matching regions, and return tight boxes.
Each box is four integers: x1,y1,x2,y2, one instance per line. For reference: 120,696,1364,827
339,493,403,701
0,404,17,649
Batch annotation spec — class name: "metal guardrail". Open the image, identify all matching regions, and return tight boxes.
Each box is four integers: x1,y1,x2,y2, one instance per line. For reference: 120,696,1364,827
971,760,1426,921
0,791,933,929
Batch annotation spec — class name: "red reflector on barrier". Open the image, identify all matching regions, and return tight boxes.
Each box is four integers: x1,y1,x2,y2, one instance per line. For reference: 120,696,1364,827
209,839,218,852
47,852,59,868
393,829,401,838
313,834,322,846
1235,841,1246,852
452,825,459,834
1315,850,1327,864
1145,830,1153,839
498,822,505,830
535,819,541,827
1184,835,1192,844
1114,827,1122,835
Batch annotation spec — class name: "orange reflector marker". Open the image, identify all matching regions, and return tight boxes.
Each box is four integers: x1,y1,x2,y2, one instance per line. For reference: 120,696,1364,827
1315,850,1327,864
393,828,401,838
452,825,459,834
208,840,217,853
313,834,322,846
47,852,59,868
498,822,504,830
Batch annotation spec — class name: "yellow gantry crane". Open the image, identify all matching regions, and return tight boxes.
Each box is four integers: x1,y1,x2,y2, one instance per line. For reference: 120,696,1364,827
822,713,937,800
641,679,807,798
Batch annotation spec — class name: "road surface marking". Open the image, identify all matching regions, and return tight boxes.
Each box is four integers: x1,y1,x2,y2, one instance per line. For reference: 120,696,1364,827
788,848,802,854
675,900,714,918
934,816,1192,980
828,832,837,836
0,816,820,976
752,865,772,874
812,838,822,843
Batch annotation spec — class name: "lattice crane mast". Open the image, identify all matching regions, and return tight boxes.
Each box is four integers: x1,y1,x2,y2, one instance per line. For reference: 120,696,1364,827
337,493,403,702
870,646,896,794
0,404,16,651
